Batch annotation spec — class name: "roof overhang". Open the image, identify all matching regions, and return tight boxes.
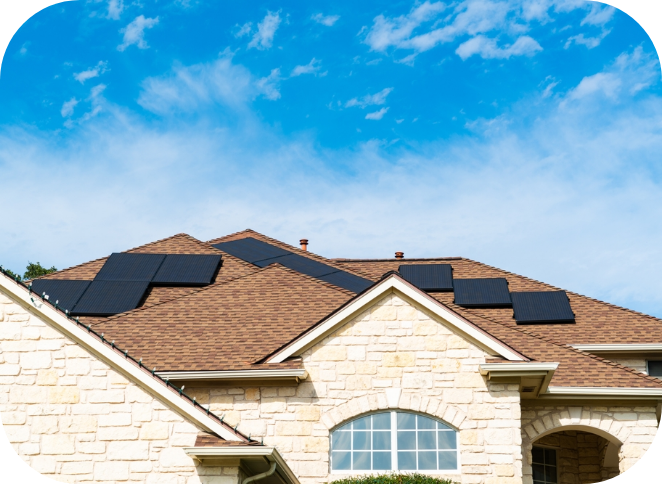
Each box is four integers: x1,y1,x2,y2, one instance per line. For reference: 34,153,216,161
480,362,558,398
157,369,307,382
572,344,662,354
268,274,527,363
0,274,243,441
184,446,299,484
541,386,662,400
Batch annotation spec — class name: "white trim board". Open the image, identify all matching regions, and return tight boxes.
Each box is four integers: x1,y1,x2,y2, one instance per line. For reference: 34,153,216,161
542,386,662,398
572,344,662,353
157,369,308,381
268,274,526,363
0,275,243,442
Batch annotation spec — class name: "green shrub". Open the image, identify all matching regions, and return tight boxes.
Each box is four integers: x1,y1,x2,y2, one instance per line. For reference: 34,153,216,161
330,473,458,484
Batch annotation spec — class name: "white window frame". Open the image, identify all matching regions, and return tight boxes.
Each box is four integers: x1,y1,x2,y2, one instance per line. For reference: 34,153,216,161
330,411,461,475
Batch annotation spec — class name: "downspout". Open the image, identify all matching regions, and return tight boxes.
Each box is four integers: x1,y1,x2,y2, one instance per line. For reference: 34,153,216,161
242,462,277,484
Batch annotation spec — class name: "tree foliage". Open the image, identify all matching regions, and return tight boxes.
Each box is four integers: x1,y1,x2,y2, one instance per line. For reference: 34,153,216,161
23,261,57,280
331,474,458,484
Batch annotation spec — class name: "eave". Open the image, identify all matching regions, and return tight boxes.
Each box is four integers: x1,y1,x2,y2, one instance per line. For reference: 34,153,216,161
157,369,308,383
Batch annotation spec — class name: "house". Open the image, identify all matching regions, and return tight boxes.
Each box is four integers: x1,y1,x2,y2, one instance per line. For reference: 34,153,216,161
0,229,660,484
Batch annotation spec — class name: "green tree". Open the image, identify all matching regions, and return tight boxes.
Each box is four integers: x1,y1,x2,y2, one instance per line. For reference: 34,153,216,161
23,262,57,280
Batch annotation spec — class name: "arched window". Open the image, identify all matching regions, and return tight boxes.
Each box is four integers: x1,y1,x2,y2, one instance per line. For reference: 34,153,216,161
330,411,458,472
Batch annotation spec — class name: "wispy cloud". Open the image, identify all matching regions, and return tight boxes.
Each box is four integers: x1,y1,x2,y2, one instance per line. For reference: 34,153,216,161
234,22,253,38
581,3,615,27
74,61,109,84
365,107,389,120
456,35,542,60
346,87,393,108
564,30,611,50
118,15,159,52
311,13,340,27
248,11,281,50
107,0,124,20
256,68,282,100
60,97,78,117
290,58,322,77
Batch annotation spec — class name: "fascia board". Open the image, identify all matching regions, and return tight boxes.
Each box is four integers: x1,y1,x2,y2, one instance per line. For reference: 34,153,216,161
479,363,559,375
0,276,242,442
544,386,662,398
157,369,308,381
268,275,525,363
572,344,662,353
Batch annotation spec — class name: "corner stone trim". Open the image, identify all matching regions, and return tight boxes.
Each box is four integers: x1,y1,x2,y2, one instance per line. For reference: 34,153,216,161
320,392,468,431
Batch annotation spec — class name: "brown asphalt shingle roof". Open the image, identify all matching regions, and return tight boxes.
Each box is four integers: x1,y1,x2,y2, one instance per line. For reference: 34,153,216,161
90,264,354,371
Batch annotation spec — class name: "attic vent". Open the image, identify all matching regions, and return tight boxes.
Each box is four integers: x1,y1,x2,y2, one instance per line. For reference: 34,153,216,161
521,386,537,393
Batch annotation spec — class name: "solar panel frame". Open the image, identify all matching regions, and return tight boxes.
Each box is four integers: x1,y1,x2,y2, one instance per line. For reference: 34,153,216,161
453,278,512,307
257,253,339,277
30,280,91,313
511,291,575,324
94,253,166,282
398,264,454,291
317,271,374,293
212,237,290,264
72,281,150,316
152,254,222,286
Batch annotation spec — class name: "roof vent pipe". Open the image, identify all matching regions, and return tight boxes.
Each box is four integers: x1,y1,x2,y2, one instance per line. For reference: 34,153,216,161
395,251,404,259
300,239,308,251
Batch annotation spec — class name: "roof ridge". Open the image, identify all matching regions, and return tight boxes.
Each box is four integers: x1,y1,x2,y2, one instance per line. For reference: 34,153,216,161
454,303,662,387
207,229,376,280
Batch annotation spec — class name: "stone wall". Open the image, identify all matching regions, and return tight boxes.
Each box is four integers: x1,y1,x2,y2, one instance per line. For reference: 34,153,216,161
521,405,658,484
187,292,523,484
0,290,231,484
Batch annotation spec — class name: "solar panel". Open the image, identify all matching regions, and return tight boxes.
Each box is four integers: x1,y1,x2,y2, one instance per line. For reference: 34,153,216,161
152,254,222,286
454,278,512,307
257,253,338,277
399,264,453,291
318,271,374,293
72,281,150,316
95,253,166,282
212,237,290,264
30,280,91,312
511,291,575,324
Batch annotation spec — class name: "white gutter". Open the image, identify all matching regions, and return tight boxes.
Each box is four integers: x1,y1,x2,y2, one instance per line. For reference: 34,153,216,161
543,386,662,398
157,369,308,381
0,276,243,442
572,344,662,353
184,446,299,484
479,362,559,377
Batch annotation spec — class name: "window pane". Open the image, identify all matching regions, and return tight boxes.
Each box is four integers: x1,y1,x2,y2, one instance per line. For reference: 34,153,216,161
353,432,370,450
649,360,662,377
397,431,416,450
532,463,545,481
545,465,558,483
332,451,351,470
438,431,456,450
397,413,416,429
373,451,392,470
438,451,457,470
398,451,417,470
418,431,436,450
336,422,351,432
332,432,351,450
419,451,437,470
417,415,436,430
437,421,451,430
353,416,370,430
545,448,557,466
373,431,391,450
354,451,371,470
373,413,391,429
532,447,544,464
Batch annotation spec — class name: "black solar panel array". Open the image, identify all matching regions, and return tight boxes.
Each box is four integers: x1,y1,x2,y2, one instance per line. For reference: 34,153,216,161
453,278,512,307
398,264,453,291
95,253,166,282
72,281,151,316
511,291,575,324
30,280,91,313
152,254,222,286
213,237,373,293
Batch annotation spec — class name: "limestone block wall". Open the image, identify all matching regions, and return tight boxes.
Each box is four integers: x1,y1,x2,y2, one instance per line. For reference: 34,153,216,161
187,292,523,484
0,290,231,484
521,405,658,484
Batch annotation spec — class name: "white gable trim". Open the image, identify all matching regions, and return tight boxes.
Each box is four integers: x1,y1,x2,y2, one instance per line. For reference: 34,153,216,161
572,344,662,353
0,275,243,442
268,274,526,363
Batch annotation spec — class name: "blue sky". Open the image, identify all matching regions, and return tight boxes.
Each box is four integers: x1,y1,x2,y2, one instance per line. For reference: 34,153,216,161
1,0,662,316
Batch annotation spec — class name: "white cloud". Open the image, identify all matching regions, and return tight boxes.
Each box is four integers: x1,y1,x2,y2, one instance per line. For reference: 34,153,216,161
456,35,542,60
234,22,253,38
107,0,124,20
256,68,282,100
581,3,615,27
118,15,159,52
60,98,79,117
74,61,109,84
365,107,389,120
346,88,393,108
564,30,610,50
290,58,321,77
311,13,340,27
248,11,281,50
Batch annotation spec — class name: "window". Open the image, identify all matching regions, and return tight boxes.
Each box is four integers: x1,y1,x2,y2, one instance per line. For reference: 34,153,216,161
648,360,662,377
532,446,557,484
330,411,458,472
